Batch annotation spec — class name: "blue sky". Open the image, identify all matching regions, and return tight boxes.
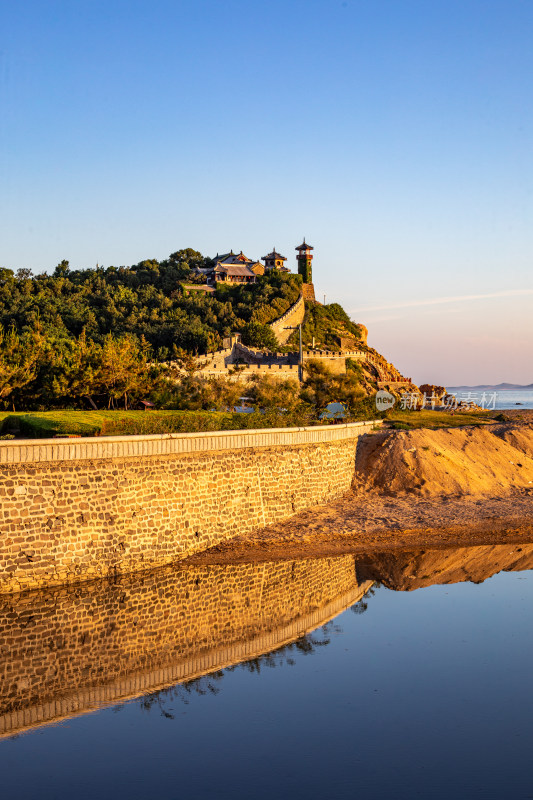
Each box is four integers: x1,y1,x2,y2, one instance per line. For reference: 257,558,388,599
1,0,532,384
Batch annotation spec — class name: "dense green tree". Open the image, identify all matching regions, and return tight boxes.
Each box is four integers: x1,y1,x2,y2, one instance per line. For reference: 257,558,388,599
0,250,300,358
53,259,71,277
201,376,247,411
248,374,300,411
0,248,307,409
41,331,101,409
241,322,279,350
301,360,365,413
0,325,45,408
98,334,151,409
296,302,363,349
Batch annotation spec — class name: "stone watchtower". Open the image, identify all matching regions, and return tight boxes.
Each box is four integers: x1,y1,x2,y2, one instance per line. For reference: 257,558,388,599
295,239,316,301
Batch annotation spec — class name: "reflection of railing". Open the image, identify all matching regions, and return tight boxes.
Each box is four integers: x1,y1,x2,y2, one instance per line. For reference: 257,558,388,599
0,557,372,738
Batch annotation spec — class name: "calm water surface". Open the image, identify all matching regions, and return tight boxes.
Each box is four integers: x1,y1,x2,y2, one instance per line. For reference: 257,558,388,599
1,546,533,800
447,388,533,410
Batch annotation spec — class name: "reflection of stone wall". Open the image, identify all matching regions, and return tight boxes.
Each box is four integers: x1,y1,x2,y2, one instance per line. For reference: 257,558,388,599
0,422,377,594
0,556,371,737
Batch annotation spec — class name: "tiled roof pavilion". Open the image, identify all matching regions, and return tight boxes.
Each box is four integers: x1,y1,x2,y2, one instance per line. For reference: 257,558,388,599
261,249,287,261
214,250,253,265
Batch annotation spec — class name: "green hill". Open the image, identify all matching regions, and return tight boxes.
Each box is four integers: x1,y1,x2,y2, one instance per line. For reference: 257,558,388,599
0,248,392,412
286,302,365,351
0,250,301,358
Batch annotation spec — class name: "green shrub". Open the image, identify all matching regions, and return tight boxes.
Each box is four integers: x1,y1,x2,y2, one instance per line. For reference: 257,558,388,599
240,322,279,350
0,408,319,438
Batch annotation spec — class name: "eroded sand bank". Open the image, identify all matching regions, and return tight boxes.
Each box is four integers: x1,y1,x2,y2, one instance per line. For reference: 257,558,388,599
190,420,533,564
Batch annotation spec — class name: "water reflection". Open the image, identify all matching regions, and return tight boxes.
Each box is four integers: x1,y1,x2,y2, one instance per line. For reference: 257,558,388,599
138,625,335,720
1,541,532,739
354,542,533,590
0,555,370,737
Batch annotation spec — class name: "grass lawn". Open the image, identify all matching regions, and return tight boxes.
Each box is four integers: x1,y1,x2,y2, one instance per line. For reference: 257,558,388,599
0,409,316,438
0,406,503,439
0,410,255,438
386,408,493,430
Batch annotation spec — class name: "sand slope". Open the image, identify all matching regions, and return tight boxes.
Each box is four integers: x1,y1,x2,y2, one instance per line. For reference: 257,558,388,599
354,423,533,497
190,421,533,562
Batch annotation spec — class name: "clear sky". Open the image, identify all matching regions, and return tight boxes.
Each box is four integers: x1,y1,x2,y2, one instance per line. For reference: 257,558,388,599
1,0,531,385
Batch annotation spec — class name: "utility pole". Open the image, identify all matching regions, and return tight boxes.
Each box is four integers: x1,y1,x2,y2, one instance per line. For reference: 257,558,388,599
283,323,304,382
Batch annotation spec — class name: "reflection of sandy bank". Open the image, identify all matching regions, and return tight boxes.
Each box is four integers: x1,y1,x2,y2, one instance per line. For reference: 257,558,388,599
354,543,533,591
0,557,371,739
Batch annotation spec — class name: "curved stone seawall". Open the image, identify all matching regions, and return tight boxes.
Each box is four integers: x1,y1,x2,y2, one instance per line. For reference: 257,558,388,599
0,556,372,738
0,421,378,594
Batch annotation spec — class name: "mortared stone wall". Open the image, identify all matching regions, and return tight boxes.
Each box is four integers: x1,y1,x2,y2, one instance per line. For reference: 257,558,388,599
0,422,378,594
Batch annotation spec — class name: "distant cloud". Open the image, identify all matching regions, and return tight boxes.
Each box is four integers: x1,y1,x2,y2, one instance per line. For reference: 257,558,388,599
350,288,533,314
358,314,404,323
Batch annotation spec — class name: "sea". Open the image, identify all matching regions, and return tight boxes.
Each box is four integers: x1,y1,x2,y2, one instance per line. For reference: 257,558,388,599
447,388,533,410
2,546,533,800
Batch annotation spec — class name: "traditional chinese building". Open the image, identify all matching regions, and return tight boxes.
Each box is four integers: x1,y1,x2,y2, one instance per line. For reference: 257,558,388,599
194,251,265,285
261,249,289,272
191,242,316,294
295,240,313,283
295,239,315,300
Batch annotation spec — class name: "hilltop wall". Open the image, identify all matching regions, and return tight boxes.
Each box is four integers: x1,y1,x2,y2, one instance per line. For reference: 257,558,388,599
0,421,378,594
269,293,305,344
196,331,410,385
198,347,367,380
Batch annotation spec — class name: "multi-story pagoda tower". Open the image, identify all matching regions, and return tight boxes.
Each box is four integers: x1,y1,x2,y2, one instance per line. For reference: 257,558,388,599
295,239,315,301
295,239,313,283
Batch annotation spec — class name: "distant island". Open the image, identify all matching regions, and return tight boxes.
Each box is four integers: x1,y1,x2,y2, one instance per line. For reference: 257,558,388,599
448,383,533,392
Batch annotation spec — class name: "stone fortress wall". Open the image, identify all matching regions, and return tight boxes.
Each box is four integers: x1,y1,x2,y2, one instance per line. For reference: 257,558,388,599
196,291,411,384
198,338,372,381
268,292,306,344
0,555,372,738
0,421,378,595
198,345,411,382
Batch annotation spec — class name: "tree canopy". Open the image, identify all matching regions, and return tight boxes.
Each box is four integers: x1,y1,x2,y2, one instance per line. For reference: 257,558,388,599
0,249,302,409
0,250,301,359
